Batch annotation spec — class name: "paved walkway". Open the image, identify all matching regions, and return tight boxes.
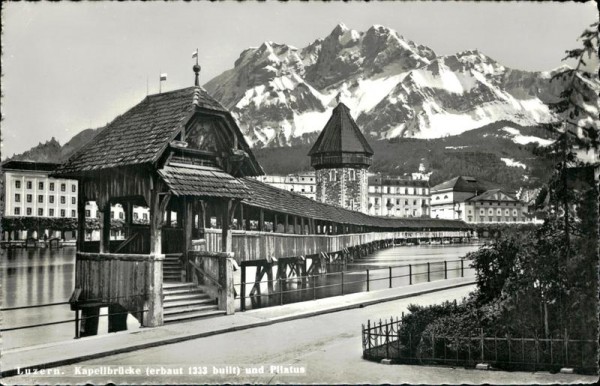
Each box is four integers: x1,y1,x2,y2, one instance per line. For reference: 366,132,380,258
2,277,475,377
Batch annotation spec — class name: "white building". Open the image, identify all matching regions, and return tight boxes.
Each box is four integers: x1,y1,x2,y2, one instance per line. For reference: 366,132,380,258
1,160,149,241
430,176,529,224
254,171,317,200
367,174,430,217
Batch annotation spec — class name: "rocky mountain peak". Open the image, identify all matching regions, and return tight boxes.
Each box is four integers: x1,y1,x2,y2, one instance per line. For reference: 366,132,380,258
203,23,592,148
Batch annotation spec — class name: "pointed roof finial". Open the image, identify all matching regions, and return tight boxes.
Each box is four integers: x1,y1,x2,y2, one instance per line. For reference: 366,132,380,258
192,48,201,86
335,91,343,104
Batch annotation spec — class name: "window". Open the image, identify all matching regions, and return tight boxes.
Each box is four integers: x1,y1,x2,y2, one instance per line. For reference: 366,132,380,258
26,208,32,216
38,208,43,216
72,184,76,192
61,183,66,192
479,209,485,215
435,196,440,200
39,182,44,190
38,195,44,203
49,208,54,217
111,211,115,219
512,209,518,216
119,212,124,220
405,200,409,205
443,195,448,199
488,209,493,215
413,200,417,205
27,194,32,203
49,196,55,204
61,209,66,217
15,193,21,202
61,196,66,204
143,213,148,220
85,210,91,218
27,181,32,189
15,180,21,189
49,183,55,191
505,209,510,215
72,197,76,205
134,212,139,220
14,207,20,215
396,199,400,205
71,210,76,218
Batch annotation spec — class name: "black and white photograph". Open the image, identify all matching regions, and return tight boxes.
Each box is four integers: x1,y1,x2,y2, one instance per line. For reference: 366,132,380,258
1,1,598,384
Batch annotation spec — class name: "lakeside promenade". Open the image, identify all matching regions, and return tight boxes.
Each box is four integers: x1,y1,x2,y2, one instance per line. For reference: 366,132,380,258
3,278,596,384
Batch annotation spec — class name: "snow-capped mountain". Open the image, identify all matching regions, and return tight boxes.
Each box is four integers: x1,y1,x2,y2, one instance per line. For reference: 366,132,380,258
204,23,583,148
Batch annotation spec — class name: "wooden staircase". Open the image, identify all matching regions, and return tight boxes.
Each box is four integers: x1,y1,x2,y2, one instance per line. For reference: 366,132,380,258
162,253,225,323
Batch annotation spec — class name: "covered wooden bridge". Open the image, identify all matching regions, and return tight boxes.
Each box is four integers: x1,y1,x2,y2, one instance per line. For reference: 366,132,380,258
53,71,470,334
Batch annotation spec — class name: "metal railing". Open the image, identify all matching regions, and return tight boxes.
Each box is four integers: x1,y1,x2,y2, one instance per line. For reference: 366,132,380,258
235,259,471,311
362,318,597,374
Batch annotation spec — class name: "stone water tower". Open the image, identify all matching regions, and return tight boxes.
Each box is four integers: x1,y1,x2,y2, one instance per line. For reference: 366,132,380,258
308,102,373,213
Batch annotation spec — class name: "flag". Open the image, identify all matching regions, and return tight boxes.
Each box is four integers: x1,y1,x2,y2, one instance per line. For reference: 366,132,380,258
192,50,198,59
160,73,167,81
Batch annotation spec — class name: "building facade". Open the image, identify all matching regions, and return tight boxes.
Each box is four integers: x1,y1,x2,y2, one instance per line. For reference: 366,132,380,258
309,102,373,213
368,174,430,217
1,160,149,241
3,161,78,220
253,171,316,200
430,176,528,223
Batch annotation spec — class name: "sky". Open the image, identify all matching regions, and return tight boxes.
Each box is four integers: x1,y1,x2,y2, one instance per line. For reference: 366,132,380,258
1,1,597,159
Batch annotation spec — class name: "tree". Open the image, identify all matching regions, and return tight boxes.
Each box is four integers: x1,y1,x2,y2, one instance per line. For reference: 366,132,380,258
545,22,599,258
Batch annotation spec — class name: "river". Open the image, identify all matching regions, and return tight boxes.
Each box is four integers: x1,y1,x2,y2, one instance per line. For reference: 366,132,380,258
1,243,481,350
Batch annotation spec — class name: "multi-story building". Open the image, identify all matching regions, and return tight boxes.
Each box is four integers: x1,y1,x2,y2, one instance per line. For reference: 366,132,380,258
309,102,373,213
1,160,149,241
3,161,79,220
253,171,317,200
430,176,529,223
368,174,430,217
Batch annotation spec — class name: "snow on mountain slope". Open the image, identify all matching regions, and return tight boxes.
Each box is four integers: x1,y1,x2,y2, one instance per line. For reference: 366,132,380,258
203,23,587,148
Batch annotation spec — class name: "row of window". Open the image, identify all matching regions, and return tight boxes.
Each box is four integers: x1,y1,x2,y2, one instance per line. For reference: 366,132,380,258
373,198,429,206
14,194,75,205
14,207,75,217
83,210,149,221
14,180,76,192
477,208,520,216
467,216,523,223
370,187,429,195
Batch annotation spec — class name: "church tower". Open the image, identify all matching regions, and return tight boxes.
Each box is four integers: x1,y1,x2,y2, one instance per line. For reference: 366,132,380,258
308,102,373,213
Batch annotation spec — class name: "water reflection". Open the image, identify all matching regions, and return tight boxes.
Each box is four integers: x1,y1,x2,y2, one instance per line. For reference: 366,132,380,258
1,246,139,350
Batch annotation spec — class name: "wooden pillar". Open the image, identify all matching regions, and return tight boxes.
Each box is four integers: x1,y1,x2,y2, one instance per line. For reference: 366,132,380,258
221,199,233,252
79,306,100,337
99,202,111,253
182,197,194,281
245,206,251,231
108,304,128,333
300,217,305,235
259,209,265,232
284,214,289,234
76,181,86,252
166,210,172,227
274,214,279,233
239,203,244,230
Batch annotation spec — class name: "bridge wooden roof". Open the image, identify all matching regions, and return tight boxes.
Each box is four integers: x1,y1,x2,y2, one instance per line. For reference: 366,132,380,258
53,87,262,178
158,164,249,199
242,178,470,230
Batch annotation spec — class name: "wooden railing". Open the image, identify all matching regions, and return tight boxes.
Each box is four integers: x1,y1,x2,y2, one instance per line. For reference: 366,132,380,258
201,229,471,263
73,252,164,326
188,249,236,314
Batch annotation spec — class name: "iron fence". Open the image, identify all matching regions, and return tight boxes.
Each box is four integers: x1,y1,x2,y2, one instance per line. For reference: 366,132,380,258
236,259,473,311
362,317,598,374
